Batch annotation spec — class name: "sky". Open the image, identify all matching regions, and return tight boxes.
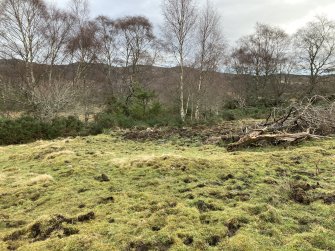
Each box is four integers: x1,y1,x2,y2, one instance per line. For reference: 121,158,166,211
47,0,335,43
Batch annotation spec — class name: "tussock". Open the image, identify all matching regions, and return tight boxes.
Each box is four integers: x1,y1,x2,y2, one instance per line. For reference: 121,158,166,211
45,150,75,160
29,174,54,185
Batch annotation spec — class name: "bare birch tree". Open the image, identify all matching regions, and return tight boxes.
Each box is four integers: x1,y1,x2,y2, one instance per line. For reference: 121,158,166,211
67,0,101,121
194,0,225,120
96,15,118,95
231,23,291,105
294,16,335,96
0,0,47,106
112,16,155,110
28,4,79,119
162,0,197,122
43,5,75,83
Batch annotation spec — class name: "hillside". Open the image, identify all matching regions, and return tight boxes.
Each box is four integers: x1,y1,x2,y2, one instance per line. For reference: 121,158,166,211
1,129,335,250
0,59,322,107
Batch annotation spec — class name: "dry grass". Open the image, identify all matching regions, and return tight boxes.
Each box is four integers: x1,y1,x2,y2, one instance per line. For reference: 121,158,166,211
29,174,54,185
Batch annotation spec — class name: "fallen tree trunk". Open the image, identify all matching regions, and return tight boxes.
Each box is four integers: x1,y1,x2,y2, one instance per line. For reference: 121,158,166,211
227,130,322,151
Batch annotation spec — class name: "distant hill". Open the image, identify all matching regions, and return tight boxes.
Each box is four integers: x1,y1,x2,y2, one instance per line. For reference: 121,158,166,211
0,59,333,110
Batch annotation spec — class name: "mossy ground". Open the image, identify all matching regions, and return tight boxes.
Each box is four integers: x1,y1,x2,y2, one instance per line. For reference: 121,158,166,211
0,132,335,251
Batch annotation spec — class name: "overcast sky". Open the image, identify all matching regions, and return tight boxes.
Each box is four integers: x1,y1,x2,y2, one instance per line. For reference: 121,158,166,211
47,0,335,43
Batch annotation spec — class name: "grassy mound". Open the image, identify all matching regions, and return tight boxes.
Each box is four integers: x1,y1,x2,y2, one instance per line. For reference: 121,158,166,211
0,133,335,250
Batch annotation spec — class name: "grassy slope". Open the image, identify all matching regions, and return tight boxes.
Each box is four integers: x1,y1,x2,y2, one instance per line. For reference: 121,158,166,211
0,133,335,251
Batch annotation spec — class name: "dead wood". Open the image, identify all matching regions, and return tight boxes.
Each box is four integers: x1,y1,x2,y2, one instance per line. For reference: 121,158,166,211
257,96,335,135
227,130,322,151
227,96,334,151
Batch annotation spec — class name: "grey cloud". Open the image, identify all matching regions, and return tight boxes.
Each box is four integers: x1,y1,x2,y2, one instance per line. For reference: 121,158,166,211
213,0,335,42
47,0,335,43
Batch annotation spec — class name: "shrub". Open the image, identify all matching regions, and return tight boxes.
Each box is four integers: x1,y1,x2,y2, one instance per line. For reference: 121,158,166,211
104,85,164,122
47,116,84,138
89,113,115,135
93,85,171,131
90,113,143,134
220,110,236,121
219,107,270,121
0,116,44,145
223,100,240,109
0,116,84,145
